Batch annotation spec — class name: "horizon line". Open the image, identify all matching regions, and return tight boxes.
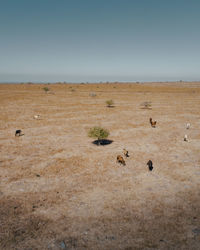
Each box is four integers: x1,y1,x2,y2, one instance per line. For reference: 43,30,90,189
1,80,200,84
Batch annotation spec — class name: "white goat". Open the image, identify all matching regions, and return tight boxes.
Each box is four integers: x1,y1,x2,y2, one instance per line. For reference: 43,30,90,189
184,134,188,142
33,115,41,119
186,123,190,129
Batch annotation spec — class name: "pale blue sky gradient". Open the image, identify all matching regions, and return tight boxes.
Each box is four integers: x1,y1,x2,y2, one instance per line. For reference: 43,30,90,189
0,0,200,82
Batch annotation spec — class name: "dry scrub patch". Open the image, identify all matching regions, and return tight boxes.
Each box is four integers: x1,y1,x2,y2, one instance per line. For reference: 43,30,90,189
0,82,200,249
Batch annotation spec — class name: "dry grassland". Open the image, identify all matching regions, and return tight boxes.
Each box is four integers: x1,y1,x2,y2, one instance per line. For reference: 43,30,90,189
0,82,200,249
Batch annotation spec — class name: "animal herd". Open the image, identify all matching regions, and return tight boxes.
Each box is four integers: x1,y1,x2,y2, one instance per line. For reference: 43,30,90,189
117,149,153,171
115,118,191,171
15,116,191,172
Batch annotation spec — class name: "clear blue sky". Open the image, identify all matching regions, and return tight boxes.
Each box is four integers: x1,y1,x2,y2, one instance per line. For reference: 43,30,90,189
0,0,200,82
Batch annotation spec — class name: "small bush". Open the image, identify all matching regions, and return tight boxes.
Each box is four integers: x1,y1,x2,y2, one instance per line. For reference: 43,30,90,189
141,101,152,109
88,126,109,145
89,92,96,97
43,87,50,93
106,99,114,107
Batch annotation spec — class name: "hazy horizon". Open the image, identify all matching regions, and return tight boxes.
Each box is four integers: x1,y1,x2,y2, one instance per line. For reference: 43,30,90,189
1,0,200,83
1,73,200,84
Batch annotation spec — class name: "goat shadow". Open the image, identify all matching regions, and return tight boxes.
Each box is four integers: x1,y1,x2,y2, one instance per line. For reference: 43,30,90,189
92,139,113,146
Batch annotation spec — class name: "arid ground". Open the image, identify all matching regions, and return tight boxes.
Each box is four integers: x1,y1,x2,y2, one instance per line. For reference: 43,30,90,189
0,82,200,250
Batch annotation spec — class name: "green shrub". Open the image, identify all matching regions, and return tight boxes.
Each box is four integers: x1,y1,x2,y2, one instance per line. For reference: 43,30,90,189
106,99,114,107
88,126,109,145
43,87,50,93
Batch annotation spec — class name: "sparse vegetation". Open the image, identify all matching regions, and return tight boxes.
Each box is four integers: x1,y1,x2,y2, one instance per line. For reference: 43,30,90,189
106,99,114,107
141,101,152,109
89,92,96,97
88,126,109,145
1,82,199,250
69,86,75,92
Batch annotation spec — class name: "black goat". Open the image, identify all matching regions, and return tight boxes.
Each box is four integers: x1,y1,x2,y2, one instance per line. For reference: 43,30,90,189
15,130,22,136
147,160,153,171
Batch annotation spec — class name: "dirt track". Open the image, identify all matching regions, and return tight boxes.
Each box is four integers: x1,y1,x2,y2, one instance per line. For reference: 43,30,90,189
0,82,200,249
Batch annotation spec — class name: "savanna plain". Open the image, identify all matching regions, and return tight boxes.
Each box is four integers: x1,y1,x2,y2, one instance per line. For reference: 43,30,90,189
0,82,200,250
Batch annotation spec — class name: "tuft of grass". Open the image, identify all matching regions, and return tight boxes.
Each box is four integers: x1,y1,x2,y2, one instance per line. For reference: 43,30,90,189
141,101,152,109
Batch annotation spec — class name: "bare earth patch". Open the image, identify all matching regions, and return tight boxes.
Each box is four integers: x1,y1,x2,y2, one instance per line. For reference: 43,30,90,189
0,82,200,249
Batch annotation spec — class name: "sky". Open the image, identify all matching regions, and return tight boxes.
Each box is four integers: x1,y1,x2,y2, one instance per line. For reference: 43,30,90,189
0,0,200,83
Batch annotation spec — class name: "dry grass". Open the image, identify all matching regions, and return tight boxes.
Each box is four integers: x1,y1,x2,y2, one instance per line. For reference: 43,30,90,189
0,82,200,249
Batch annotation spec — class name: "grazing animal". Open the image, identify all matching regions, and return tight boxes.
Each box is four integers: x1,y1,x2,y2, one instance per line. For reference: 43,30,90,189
147,160,153,171
15,130,22,136
184,134,188,142
33,115,40,119
123,148,129,157
150,118,157,127
186,123,190,129
117,155,126,166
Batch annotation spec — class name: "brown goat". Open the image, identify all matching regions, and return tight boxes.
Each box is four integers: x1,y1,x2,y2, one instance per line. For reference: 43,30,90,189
150,118,157,128
117,155,126,166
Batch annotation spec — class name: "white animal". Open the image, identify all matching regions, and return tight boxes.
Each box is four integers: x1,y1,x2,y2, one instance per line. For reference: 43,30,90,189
186,123,190,129
184,134,188,142
123,148,129,157
33,115,40,119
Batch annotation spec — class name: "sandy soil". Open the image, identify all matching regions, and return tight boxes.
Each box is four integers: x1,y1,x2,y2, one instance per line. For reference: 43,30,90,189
0,82,200,250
